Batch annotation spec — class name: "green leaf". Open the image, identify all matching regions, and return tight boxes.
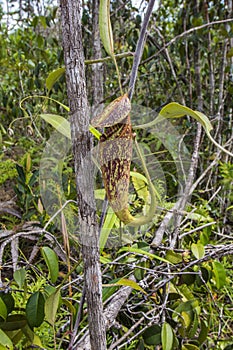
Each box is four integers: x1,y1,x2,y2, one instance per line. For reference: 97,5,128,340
187,310,198,337
99,0,114,57
116,278,147,294
227,47,233,58
0,329,13,349
130,171,148,184
198,320,208,344
131,171,149,203
21,323,35,343
181,310,194,329
61,298,76,316
212,261,226,289
15,164,25,184
100,209,118,250
13,268,27,289
26,291,45,328
44,288,60,326
135,102,233,158
46,67,65,91
187,212,212,222
143,325,161,345
118,247,172,264
165,250,183,264
41,246,59,284
191,243,205,259
102,279,118,302
161,322,173,350
40,114,71,140
160,103,212,131
0,293,14,315
104,278,147,294
0,315,27,331
174,300,199,314
4,329,23,345
177,284,195,301
0,299,7,321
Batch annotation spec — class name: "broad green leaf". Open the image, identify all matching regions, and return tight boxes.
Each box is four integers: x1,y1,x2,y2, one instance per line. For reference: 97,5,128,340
177,284,195,301
165,250,183,264
46,67,65,91
161,322,173,350
143,325,161,345
61,298,76,316
115,278,147,294
173,300,199,323
181,310,193,328
130,171,148,184
102,278,119,302
0,299,7,320
198,320,209,344
187,310,198,338
13,268,26,289
187,212,213,222
103,278,146,294
100,256,112,264
0,293,14,315
26,291,45,328
131,171,149,202
43,285,57,298
212,261,226,289
175,300,199,314
191,243,205,259
0,315,27,331
135,102,212,132
227,47,233,58
99,0,114,56
0,329,13,349
40,114,71,140
158,103,213,132
40,113,101,141
4,329,23,345
100,209,118,250
118,247,172,264
31,334,43,347
181,272,196,286
135,102,233,157
44,288,60,326
41,246,59,284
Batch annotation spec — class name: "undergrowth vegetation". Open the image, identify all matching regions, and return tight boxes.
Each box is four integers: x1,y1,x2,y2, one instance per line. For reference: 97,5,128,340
0,0,232,349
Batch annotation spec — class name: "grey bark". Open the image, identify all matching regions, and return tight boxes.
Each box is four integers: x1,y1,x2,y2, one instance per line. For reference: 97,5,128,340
91,0,104,110
60,1,106,349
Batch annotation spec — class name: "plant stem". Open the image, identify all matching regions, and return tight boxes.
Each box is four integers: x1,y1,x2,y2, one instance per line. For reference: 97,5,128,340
128,0,156,100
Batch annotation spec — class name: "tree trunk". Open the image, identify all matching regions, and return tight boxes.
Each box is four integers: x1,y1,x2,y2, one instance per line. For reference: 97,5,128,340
91,0,104,110
60,1,106,349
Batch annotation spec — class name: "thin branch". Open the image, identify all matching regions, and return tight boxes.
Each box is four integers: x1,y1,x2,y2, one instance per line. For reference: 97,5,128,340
142,18,233,65
128,0,156,100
